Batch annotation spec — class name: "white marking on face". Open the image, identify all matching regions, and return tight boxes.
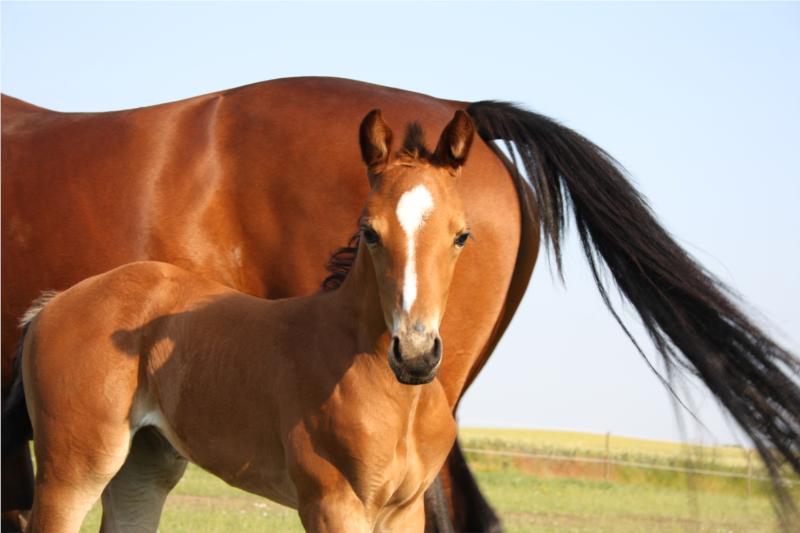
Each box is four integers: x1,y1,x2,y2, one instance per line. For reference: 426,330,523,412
396,184,434,313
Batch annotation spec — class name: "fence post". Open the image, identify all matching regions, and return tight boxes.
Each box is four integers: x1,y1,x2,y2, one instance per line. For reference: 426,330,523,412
604,432,611,482
746,449,752,497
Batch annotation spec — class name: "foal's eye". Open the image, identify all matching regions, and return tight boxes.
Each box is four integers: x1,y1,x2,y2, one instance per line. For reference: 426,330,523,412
362,227,381,246
454,232,470,248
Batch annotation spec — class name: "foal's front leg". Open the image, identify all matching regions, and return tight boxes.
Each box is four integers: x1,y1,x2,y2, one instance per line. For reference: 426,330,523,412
297,490,371,533
375,495,425,533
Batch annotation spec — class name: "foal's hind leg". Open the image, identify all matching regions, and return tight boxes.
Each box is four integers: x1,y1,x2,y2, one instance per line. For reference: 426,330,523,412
99,427,187,533
27,418,131,533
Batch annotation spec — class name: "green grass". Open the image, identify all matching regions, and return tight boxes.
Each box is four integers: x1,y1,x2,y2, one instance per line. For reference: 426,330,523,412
76,428,788,532
471,457,777,533
80,463,304,532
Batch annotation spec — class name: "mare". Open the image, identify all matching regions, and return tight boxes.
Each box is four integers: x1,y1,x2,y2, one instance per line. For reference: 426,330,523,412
3,77,800,530
8,109,476,532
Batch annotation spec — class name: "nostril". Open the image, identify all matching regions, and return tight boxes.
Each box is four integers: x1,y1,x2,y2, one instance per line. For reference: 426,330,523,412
392,336,403,363
431,337,442,362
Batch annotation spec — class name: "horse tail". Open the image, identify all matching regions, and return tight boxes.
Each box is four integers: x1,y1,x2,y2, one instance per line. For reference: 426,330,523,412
2,291,59,457
2,323,33,457
467,101,800,516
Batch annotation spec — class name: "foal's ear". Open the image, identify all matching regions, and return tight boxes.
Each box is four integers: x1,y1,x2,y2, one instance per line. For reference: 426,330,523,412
434,110,475,172
359,109,393,177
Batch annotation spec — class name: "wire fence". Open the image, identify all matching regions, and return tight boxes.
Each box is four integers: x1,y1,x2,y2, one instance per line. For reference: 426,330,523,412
462,447,800,488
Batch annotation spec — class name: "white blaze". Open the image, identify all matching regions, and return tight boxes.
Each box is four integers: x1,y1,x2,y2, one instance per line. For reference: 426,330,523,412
396,185,434,313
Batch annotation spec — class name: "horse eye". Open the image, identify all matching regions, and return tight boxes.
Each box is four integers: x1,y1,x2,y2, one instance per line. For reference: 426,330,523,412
454,232,470,248
362,227,381,246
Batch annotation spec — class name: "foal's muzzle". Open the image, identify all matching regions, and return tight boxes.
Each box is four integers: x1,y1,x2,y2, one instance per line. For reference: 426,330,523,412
388,329,442,385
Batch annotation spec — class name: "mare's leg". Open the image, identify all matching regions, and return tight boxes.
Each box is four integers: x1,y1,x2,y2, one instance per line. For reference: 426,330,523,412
3,336,35,532
99,427,187,533
27,418,131,533
1,445,34,532
425,438,501,533
423,475,454,533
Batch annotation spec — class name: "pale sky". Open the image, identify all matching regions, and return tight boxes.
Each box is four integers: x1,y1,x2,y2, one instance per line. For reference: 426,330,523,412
2,1,798,445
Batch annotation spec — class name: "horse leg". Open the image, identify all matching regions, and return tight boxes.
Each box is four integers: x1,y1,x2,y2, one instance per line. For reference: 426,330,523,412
297,492,371,533
27,418,131,533
378,495,426,533
426,439,501,533
1,445,34,532
423,475,453,533
99,427,187,533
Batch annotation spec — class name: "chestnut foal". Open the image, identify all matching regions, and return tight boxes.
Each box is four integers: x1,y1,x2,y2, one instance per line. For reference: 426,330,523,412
19,110,476,532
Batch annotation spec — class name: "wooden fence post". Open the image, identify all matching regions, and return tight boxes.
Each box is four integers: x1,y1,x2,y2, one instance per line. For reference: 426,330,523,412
604,432,611,482
746,449,752,497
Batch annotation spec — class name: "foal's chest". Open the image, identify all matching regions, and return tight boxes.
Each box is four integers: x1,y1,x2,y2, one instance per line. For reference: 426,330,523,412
297,380,454,515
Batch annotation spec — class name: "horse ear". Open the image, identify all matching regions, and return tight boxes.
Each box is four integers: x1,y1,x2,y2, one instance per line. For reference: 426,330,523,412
359,109,393,177
434,110,475,172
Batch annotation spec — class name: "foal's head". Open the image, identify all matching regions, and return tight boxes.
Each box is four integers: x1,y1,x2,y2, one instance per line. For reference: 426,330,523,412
358,109,474,385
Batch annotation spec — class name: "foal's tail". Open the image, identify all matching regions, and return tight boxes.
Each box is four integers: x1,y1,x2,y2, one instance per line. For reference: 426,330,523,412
2,291,59,457
467,101,800,518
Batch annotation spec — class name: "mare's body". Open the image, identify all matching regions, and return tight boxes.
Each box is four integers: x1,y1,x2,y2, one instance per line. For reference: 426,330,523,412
3,78,527,531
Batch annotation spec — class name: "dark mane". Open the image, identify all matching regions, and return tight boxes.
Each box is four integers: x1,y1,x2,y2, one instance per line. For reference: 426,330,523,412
321,231,360,291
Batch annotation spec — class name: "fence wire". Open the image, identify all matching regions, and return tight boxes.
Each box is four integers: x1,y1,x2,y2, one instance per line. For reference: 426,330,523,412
462,447,799,486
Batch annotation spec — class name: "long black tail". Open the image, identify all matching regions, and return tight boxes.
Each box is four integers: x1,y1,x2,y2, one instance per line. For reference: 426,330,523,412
2,323,33,457
467,101,800,518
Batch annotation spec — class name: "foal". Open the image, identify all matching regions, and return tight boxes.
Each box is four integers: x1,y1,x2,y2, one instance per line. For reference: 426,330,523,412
17,109,476,532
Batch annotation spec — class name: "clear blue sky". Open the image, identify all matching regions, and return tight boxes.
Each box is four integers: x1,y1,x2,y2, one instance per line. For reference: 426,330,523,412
3,2,798,445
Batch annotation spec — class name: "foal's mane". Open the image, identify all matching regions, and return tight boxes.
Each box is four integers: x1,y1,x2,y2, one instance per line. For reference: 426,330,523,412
400,122,431,160
322,123,432,292
322,231,360,291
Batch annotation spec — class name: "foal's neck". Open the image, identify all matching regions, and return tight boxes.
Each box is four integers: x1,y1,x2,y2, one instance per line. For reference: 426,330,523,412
321,243,391,356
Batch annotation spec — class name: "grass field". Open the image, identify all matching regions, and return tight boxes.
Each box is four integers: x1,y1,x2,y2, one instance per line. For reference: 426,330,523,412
77,428,791,532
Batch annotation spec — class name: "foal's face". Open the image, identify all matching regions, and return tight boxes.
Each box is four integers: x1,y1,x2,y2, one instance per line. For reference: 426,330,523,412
359,109,474,384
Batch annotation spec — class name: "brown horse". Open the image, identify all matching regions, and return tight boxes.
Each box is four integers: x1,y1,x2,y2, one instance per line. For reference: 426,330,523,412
3,77,799,530
14,109,476,532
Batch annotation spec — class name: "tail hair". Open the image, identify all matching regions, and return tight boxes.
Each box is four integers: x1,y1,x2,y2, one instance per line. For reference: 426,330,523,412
467,100,800,523
19,290,60,328
2,291,59,456
2,323,33,456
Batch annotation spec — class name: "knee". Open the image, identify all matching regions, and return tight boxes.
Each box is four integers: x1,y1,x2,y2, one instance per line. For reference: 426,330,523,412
298,494,370,533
